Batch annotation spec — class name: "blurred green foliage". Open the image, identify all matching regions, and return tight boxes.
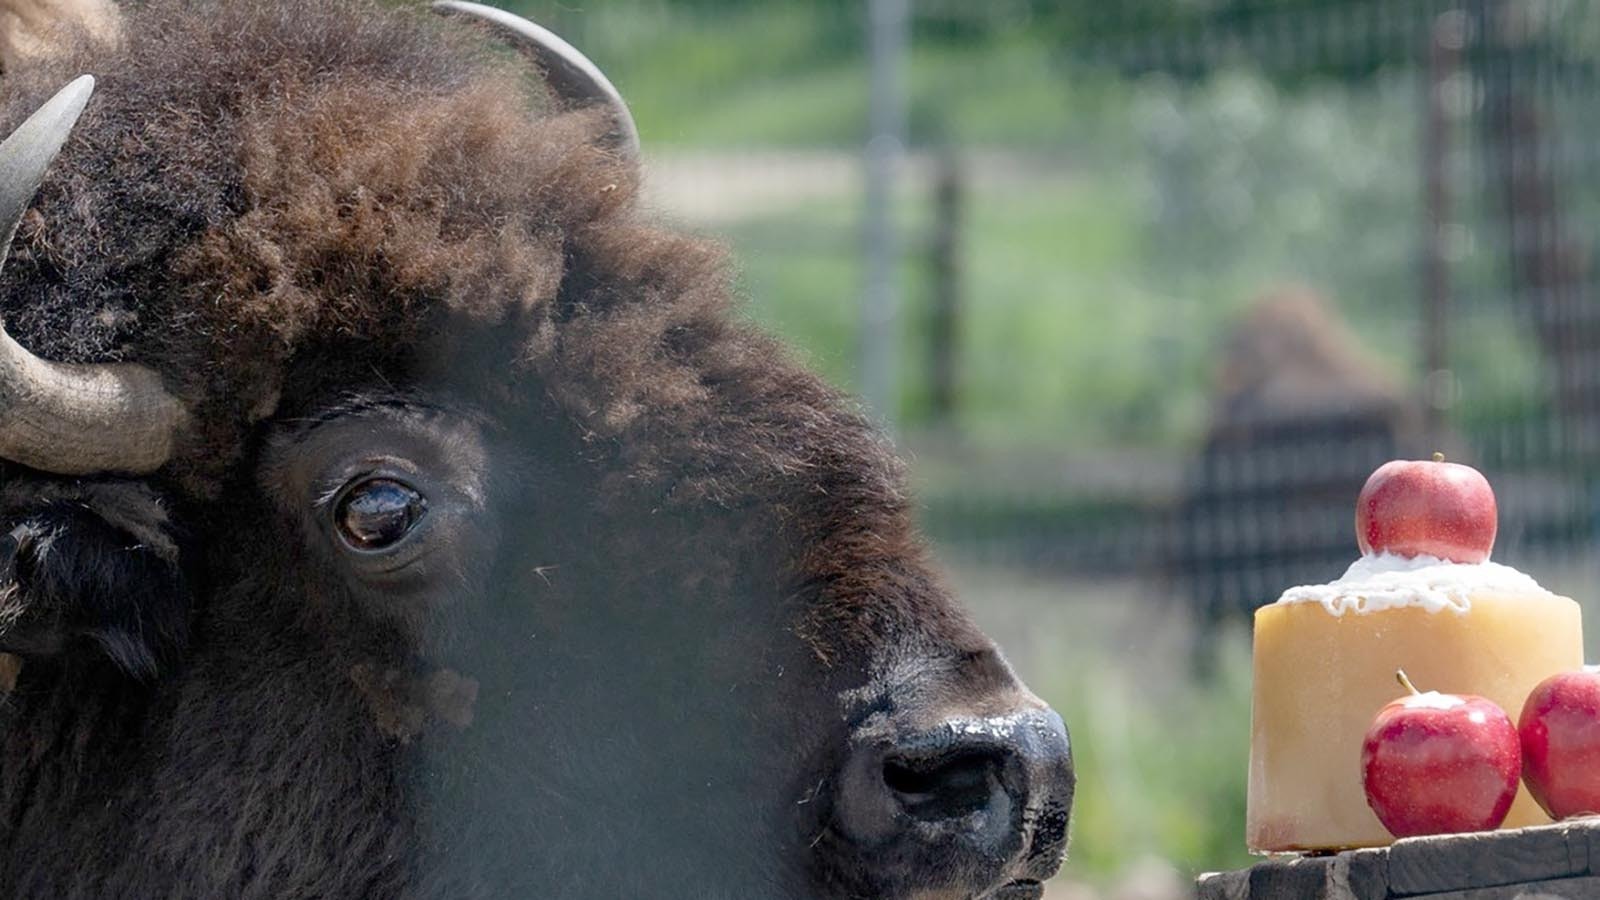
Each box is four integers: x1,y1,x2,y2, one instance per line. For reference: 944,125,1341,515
717,67,1544,450
503,0,1549,454
488,0,1590,888
1046,630,1255,879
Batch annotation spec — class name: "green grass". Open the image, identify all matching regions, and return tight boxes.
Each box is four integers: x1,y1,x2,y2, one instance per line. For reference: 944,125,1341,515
1043,632,1255,881
721,166,1219,449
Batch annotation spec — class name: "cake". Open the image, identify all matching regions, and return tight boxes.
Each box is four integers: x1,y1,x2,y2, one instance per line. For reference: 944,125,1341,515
1245,459,1584,853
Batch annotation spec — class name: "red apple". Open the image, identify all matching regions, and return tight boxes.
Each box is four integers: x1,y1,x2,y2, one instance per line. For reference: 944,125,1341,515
1356,454,1497,563
1362,670,1521,838
1519,667,1600,819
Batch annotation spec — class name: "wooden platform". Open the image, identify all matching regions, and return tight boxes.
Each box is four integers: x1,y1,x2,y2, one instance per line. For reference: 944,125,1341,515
1196,819,1600,899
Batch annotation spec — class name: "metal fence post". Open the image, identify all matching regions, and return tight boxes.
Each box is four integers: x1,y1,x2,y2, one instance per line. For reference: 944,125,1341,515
1421,10,1465,449
862,0,909,429
929,150,963,427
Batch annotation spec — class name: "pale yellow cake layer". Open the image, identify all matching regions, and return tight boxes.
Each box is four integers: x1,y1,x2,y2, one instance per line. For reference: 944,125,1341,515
1246,590,1583,852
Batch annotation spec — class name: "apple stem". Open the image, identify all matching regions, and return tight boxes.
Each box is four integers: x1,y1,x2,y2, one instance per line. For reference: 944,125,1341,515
1433,451,1445,463
1396,669,1421,696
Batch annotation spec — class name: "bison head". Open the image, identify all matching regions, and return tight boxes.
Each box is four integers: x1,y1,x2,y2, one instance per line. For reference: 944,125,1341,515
0,2,1072,898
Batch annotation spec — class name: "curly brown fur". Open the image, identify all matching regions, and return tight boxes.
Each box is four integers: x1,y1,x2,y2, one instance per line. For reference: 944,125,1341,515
2,0,625,493
0,0,950,665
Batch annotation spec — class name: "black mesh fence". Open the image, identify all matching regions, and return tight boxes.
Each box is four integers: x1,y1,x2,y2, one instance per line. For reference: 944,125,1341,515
509,0,1600,643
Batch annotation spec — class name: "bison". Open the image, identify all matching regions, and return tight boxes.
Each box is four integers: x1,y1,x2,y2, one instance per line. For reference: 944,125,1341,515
1171,287,1413,671
0,1,1073,898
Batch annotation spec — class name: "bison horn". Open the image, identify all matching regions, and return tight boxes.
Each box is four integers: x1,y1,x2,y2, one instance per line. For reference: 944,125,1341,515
431,1,640,159
0,75,187,476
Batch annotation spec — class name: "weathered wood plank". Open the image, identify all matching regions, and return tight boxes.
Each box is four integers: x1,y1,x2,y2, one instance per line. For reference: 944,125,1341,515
1246,855,1350,900
1339,848,1391,900
1576,816,1600,874
1386,823,1585,896
1197,821,1600,898
1200,851,1389,900
1196,868,1250,900
1409,874,1600,899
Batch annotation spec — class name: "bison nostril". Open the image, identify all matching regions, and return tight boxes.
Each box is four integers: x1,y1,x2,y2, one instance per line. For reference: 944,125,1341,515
829,707,1073,898
882,750,1002,821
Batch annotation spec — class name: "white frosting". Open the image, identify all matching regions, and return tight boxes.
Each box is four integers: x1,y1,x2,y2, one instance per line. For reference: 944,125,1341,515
1275,552,1547,616
1400,691,1466,710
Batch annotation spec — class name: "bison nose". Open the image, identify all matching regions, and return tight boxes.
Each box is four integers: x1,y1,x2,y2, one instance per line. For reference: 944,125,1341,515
832,707,1074,897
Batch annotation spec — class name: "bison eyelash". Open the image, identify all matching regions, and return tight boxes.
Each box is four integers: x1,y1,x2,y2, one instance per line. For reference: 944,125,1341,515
310,457,421,512
312,476,366,512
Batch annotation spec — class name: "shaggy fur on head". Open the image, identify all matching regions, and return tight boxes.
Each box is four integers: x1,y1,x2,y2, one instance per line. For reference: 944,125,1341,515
2,0,631,490
0,0,969,685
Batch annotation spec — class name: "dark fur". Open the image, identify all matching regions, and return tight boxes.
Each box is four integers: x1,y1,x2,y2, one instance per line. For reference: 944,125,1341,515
0,483,187,677
0,2,1069,897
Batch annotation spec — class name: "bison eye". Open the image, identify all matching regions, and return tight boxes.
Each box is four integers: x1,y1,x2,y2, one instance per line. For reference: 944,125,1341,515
334,478,426,552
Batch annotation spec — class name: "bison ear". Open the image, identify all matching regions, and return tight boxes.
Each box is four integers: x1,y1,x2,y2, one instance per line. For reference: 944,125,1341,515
431,0,639,160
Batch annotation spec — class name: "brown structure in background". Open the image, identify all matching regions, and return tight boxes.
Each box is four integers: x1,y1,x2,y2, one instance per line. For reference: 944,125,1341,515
1172,287,1418,668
